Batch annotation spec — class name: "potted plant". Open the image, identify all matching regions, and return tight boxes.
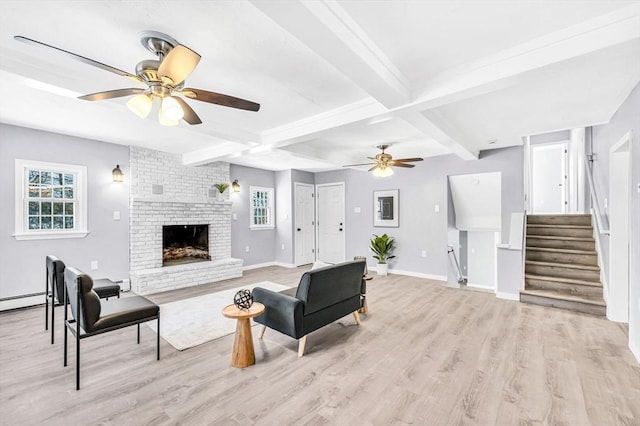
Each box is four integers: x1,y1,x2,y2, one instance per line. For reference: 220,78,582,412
370,233,395,276
214,183,229,199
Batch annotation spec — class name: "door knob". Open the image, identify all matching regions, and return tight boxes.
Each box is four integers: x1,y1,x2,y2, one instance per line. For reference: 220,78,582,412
339,228,343,231
339,222,343,226
297,228,301,231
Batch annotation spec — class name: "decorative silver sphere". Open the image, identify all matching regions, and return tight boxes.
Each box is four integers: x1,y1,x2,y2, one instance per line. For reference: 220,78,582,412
233,289,254,311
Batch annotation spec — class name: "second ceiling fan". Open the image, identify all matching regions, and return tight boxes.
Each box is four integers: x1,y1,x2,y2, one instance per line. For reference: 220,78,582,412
14,31,260,126
344,144,423,177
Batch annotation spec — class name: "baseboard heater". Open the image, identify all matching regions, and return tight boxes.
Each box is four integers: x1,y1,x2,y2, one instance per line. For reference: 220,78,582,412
0,291,46,312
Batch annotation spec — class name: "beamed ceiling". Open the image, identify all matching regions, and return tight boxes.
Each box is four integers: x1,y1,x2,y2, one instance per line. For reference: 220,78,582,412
0,1,638,171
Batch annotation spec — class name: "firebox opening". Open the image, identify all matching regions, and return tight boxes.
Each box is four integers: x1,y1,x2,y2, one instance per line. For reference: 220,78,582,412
162,225,210,267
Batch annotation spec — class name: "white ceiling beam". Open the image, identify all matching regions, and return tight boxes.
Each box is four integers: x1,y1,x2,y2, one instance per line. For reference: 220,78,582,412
401,113,478,160
250,0,409,108
249,0,476,159
409,3,640,111
261,97,386,146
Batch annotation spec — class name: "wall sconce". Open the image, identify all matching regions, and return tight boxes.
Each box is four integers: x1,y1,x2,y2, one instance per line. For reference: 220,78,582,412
112,164,124,183
231,179,240,193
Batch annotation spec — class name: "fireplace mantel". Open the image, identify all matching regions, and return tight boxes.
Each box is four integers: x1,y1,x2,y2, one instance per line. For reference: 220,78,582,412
131,196,232,205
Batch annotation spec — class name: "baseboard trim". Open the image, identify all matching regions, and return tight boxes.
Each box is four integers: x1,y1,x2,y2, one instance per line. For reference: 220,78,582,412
243,261,297,271
0,294,43,311
243,262,278,271
496,291,520,301
370,267,447,282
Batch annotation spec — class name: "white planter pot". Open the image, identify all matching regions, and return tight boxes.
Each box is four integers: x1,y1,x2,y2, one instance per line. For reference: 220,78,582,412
377,263,388,276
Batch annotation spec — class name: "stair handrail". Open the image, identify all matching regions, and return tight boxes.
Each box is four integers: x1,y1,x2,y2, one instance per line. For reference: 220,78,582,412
584,157,610,236
447,245,466,285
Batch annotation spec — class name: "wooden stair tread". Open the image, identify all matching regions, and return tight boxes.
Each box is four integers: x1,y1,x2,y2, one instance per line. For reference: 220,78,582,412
527,224,592,229
526,247,596,255
525,274,602,287
528,214,590,217
525,260,600,271
520,289,606,306
526,235,594,242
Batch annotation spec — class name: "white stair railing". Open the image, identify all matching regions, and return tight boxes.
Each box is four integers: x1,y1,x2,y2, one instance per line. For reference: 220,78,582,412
584,156,609,299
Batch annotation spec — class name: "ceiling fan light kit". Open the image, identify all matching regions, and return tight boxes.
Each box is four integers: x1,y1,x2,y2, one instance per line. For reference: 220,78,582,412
14,31,260,126
161,96,185,121
372,166,394,177
126,93,153,118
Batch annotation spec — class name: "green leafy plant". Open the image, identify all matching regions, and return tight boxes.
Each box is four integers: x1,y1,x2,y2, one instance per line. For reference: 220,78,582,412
370,233,396,264
214,183,229,194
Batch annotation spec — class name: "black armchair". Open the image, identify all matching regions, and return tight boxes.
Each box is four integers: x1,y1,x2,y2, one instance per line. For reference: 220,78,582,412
253,260,365,357
45,255,121,344
63,267,160,390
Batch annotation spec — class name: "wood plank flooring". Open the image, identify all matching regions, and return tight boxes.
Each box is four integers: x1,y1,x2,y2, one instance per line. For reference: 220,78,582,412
1,266,638,425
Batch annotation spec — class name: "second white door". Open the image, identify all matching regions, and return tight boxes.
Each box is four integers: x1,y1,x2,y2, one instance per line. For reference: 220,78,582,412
316,183,345,264
531,141,567,214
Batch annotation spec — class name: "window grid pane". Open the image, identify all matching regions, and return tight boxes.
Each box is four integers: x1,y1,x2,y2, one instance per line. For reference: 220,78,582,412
251,189,272,227
26,168,77,232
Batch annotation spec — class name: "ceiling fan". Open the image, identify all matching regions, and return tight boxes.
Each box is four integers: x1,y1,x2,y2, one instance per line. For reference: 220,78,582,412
14,31,260,126
343,144,423,177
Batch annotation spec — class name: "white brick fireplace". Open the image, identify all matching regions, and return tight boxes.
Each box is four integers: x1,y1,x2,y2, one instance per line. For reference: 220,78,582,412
129,147,242,295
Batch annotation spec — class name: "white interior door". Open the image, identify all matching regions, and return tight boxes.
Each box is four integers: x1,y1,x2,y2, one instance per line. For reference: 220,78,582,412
316,183,345,264
608,134,631,323
466,231,499,290
294,183,315,266
531,142,567,213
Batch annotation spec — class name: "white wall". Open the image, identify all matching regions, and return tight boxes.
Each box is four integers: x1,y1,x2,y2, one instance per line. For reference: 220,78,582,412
0,124,129,306
591,82,640,361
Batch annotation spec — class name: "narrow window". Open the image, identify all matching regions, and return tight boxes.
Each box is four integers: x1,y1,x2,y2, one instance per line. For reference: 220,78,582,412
250,186,274,230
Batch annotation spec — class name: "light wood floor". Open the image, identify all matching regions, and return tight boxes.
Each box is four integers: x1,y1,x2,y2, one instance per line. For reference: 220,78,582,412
1,266,638,425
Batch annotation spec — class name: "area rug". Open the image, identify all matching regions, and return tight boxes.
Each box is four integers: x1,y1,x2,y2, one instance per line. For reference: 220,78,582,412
147,281,292,351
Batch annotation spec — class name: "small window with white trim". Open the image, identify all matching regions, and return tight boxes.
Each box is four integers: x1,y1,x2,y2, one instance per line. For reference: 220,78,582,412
14,159,88,240
250,186,274,229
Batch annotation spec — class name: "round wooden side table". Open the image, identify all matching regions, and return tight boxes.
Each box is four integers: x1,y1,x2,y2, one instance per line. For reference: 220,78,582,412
222,302,265,368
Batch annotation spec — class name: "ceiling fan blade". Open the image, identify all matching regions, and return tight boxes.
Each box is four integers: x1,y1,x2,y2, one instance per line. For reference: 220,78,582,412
78,88,146,101
391,157,423,162
173,97,202,125
368,165,380,172
14,36,143,84
388,162,415,168
343,162,376,167
179,88,260,111
158,45,201,85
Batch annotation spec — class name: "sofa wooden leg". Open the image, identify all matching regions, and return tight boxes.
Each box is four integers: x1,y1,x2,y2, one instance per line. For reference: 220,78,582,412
258,325,267,340
353,311,361,325
298,335,307,357
359,298,368,314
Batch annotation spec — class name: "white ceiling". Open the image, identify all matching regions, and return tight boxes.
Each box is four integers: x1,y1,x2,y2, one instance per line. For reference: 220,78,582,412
1,0,638,172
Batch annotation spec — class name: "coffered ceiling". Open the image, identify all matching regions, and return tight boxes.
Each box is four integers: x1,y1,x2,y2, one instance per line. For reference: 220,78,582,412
0,1,638,172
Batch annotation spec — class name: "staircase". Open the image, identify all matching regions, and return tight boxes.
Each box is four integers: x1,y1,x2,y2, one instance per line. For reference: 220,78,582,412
520,214,606,316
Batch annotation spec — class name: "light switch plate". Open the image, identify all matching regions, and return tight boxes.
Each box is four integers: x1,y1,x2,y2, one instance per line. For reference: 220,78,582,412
434,204,440,213
113,211,120,220
90,260,98,270
354,207,361,213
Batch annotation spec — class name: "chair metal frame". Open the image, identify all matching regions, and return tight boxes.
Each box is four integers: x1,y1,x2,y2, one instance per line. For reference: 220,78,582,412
63,278,159,390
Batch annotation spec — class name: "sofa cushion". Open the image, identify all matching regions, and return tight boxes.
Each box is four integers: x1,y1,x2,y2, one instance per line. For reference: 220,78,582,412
296,261,364,315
